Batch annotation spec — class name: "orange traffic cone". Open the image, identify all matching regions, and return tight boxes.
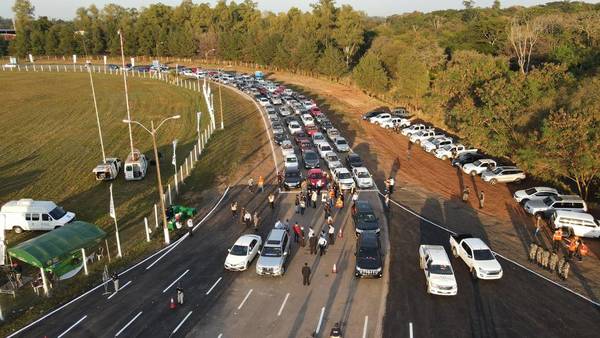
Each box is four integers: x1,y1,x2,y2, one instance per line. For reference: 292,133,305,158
170,297,176,309
338,228,343,238
332,263,337,273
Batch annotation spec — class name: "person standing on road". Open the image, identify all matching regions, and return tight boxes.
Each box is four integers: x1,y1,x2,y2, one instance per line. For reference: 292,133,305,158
318,235,328,256
187,218,194,237
407,142,412,160
568,236,578,259
253,211,260,231
293,222,302,243
478,191,485,209
311,190,318,208
328,223,336,245
268,193,275,209
231,201,238,218
244,209,252,227
321,190,327,204
302,263,311,286
176,283,184,305
300,197,306,215
248,178,254,193
388,177,395,194
111,272,119,293
316,179,323,195
324,202,331,220
258,175,265,192
533,216,542,244
577,240,589,261
552,228,563,252
277,172,283,188
352,191,359,206
300,225,306,247
240,207,246,224
309,227,317,255
295,194,300,214
462,187,470,203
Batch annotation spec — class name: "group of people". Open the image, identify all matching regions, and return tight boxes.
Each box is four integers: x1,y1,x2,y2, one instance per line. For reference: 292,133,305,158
552,228,589,261
461,187,485,209
231,202,262,231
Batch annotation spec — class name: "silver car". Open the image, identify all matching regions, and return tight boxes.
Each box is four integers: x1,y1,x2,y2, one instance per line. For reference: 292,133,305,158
256,228,291,276
334,137,350,152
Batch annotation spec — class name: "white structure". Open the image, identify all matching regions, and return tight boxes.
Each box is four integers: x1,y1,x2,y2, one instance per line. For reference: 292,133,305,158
0,199,75,233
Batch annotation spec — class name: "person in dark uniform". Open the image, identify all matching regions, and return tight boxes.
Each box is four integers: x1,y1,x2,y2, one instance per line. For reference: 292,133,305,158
302,263,311,286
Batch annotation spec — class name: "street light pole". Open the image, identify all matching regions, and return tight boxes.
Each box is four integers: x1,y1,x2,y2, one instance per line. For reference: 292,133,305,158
218,72,224,129
124,115,180,245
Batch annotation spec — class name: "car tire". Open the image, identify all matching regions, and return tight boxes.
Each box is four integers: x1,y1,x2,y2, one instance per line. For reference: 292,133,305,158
426,284,431,294
514,178,522,183
415,140,420,145
471,268,478,280
521,199,529,205
490,179,497,185
13,226,23,234
442,155,448,161
470,171,477,176
419,258,425,269
452,247,458,258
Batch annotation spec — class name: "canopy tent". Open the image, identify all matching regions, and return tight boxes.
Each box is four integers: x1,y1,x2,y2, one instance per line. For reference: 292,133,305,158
7,221,106,271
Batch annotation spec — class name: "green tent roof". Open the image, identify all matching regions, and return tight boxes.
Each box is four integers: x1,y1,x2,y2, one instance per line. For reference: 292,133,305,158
8,221,106,269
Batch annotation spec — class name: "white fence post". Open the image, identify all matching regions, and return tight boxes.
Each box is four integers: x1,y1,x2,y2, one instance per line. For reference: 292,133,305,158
185,158,189,176
144,217,151,242
180,166,184,182
174,173,179,194
154,203,159,228
168,184,172,205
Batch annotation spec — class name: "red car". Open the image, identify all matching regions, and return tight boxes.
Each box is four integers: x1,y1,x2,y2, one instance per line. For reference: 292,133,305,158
307,169,327,188
305,125,319,136
294,132,310,144
310,107,323,117
299,139,315,153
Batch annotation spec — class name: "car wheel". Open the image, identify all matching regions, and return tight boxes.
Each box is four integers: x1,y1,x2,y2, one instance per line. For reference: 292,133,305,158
415,140,420,145
514,178,522,183
426,284,431,294
521,199,529,205
470,171,477,176
281,266,285,275
471,268,478,280
452,247,458,258
419,258,425,269
534,212,544,219
442,155,448,161
13,226,24,234
490,179,497,185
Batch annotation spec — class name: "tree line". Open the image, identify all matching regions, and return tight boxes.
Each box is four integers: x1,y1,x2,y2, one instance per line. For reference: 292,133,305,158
4,0,600,199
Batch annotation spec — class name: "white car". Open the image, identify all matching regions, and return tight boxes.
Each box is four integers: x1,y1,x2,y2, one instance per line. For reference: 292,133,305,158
419,245,458,296
288,121,303,135
423,137,453,153
279,106,292,117
312,132,328,145
300,113,315,126
369,113,392,125
270,95,283,105
434,144,477,161
324,152,343,171
302,100,316,109
283,88,294,96
224,234,262,271
352,167,374,188
401,124,431,136
265,105,276,115
513,187,559,204
284,153,299,170
280,140,295,157
258,97,271,106
409,130,444,144
462,159,496,176
317,142,334,159
326,128,340,142
333,167,356,191
449,235,503,280
334,137,350,152
481,166,526,185
380,117,410,129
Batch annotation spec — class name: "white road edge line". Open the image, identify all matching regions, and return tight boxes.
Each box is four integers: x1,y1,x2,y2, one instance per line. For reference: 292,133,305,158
237,289,253,310
57,315,87,338
217,334,223,338
115,311,142,337
315,307,326,334
172,310,193,335
277,293,290,316
362,316,368,338
384,192,600,307
409,322,413,338
162,269,190,293
205,277,222,295
146,186,230,270
107,281,132,300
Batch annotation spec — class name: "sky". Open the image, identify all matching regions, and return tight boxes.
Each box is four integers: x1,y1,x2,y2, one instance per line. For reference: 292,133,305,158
0,0,598,20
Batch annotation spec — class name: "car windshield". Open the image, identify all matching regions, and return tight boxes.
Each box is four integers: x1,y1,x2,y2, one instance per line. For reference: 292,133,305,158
314,135,324,140
305,152,318,160
327,154,339,162
473,249,495,261
230,245,248,256
350,156,361,163
358,247,378,260
321,146,332,151
261,246,282,257
287,157,297,163
543,197,555,206
491,167,503,174
49,207,66,219
357,171,370,178
525,188,537,195
428,264,454,275
357,212,376,222
338,172,351,179
337,139,347,145
286,171,300,178
309,172,323,179
473,160,482,166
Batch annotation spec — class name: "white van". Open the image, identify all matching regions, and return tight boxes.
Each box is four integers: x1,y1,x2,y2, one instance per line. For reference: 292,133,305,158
551,210,600,239
0,199,76,233
124,149,148,181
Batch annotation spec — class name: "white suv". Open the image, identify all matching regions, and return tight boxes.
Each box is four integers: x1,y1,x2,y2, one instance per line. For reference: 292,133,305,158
333,167,355,191
423,137,453,153
401,124,430,136
256,228,290,276
481,166,525,184
462,159,496,176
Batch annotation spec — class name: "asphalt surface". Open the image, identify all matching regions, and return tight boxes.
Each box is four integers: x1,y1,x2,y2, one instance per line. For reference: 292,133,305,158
9,80,600,338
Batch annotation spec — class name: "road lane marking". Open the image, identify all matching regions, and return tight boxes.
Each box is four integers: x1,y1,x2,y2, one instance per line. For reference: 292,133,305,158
217,334,223,338
409,322,413,338
107,281,132,300
384,192,600,307
206,277,222,295
57,315,87,338
115,311,142,337
315,307,325,334
277,293,290,316
146,186,230,270
171,311,193,335
362,316,368,338
237,289,253,310
162,269,190,293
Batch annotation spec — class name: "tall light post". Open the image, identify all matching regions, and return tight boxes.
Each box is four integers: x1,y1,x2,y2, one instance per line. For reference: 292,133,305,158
218,68,224,129
123,115,181,245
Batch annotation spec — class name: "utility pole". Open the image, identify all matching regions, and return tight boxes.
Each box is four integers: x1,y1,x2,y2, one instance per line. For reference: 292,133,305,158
118,30,135,156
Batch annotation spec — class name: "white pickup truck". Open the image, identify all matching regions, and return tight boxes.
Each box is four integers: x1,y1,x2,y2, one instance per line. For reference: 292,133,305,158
433,144,477,161
418,245,458,296
449,234,503,280
92,157,122,181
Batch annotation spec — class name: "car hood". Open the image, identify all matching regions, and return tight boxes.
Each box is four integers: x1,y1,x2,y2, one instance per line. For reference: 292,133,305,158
339,178,354,184
462,163,475,170
357,256,382,269
429,274,457,286
477,259,502,272
357,220,379,231
525,199,547,209
305,157,320,164
285,176,301,184
513,191,527,199
257,255,284,268
225,254,248,266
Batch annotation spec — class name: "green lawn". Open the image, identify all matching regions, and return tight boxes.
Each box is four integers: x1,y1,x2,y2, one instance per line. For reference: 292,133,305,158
0,71,263,332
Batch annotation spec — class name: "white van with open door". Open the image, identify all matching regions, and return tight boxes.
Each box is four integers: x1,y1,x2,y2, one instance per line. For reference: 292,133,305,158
124,149,148,181
0,199,76,233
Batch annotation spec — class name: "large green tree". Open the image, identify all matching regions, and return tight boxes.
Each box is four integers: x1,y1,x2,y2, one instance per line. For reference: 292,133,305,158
352,53,389,95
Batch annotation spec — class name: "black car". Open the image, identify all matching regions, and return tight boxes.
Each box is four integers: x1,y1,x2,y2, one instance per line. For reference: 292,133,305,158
362,110,385,120
273,132,288,145
451,152,485,168
283,168,302,190
346,153,364,169
352,200,380,235
320,121,334,132
106,64,119,71
302,150,320,169
355,232,383,278
391,107,410,118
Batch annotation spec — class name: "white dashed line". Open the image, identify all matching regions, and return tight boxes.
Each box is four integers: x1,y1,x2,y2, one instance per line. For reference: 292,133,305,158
277,293,290,316
57,315,87,338
237,289,253,310
206,277,222,295
409,322,414,338
362,316,369,338
315,307,325,334
162,269,190,293
171,311,193,335
115,311,142,337
107,281,132,300
217,334,223,338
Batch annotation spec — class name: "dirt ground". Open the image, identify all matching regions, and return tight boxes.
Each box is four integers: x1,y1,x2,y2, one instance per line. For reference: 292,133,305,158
215,65,600,302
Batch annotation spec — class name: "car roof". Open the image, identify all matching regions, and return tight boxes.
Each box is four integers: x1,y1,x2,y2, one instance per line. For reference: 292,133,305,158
335,167,350,174
528,187,557,193
552,195,584,202
308,168,323,174
348,153,361,159
235,234,261,246
358,232,379,246
553,210,595,220
355,200,373,212
353,167,369,173
265,229,286,244
463,238,491,250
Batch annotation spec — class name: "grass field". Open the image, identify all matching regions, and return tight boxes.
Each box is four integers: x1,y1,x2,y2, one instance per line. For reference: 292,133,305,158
0,71,263,331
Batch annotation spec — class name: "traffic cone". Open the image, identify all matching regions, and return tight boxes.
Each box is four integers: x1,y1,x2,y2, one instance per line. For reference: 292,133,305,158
332,263,337,273
170,297,176,309
338,228,343,238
